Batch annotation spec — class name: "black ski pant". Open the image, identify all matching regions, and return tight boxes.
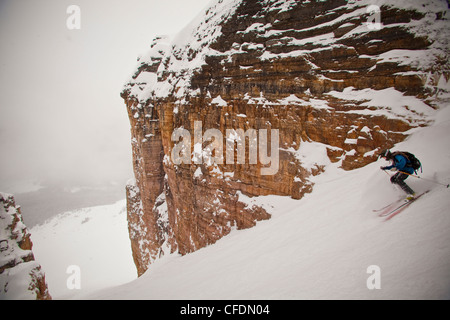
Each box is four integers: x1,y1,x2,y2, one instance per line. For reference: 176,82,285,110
390,172,415,195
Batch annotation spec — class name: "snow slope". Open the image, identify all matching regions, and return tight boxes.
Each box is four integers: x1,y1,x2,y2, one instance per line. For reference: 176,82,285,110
84,103,450,300
30,200,136,299
32,104,450,300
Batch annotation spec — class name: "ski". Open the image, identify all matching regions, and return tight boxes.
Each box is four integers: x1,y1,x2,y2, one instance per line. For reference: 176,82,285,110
378,198,407,217
383,190,430,221
373,198,405,216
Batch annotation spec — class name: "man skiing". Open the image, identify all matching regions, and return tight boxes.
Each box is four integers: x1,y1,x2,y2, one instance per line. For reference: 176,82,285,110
379,149,416,200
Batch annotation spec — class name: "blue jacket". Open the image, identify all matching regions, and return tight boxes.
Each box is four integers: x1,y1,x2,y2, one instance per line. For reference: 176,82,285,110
383,154,414,174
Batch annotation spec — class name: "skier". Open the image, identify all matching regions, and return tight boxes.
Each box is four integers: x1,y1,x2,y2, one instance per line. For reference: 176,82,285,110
379,149,416,200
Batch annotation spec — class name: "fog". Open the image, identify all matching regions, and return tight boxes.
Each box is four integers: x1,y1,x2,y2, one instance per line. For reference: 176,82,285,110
0,0,211,225
0,0,211,193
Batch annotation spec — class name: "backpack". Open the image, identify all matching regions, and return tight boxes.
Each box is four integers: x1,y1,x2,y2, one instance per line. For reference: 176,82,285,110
392,151,422,173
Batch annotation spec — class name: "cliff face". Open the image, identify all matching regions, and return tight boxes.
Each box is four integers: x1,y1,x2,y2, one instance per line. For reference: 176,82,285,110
0,192,51,300
121,0,450,276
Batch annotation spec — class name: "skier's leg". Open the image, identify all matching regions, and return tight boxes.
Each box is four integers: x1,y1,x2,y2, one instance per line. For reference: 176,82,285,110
392,172,415,195
390,172,399,184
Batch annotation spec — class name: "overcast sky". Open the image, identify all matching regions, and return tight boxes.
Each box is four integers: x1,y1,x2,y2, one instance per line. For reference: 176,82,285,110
0,0,211,193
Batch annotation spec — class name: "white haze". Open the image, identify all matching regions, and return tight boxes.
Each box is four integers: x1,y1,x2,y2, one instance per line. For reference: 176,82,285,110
0,0,211,193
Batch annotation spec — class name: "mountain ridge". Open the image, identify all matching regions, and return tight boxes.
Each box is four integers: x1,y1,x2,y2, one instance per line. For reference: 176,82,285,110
121,0,450,276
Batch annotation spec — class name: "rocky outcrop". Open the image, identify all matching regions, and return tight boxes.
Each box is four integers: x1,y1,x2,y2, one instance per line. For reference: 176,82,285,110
121,0,450,275
0,192,51,300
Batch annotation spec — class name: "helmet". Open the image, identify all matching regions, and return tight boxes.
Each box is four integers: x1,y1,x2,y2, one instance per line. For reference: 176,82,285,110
379,149,392,159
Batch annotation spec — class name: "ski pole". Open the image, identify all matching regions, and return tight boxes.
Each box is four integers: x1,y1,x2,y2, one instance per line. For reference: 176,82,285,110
399,171,449,188
382,170,391,177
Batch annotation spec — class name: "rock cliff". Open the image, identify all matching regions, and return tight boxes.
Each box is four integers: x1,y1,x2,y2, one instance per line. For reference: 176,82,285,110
0,192,51,300
121,0,450,276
